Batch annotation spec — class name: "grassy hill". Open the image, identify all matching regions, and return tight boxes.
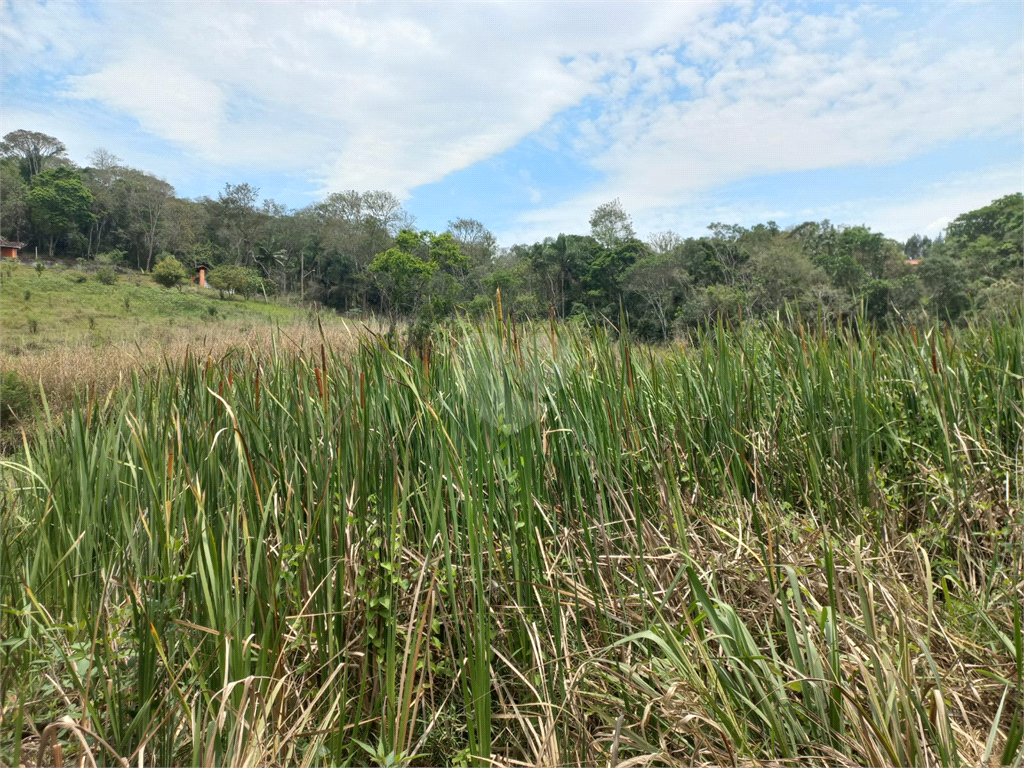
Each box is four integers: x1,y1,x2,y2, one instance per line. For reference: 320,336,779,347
0,260,370,440
0,261,304,352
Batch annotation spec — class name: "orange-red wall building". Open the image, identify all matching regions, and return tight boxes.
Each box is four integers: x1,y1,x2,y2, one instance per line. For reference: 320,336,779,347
0,238,24,259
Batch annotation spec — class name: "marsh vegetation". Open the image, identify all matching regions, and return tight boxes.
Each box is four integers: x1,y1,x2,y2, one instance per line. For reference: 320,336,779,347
1,309,1021,767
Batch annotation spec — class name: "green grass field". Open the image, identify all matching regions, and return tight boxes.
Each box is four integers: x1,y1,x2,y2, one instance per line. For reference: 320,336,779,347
1,307,1021,767
0,262,371,448
0,261,304,353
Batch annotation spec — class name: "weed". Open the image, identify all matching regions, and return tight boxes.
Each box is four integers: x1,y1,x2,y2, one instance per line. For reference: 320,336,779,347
1,304,1017,767
0,370,35,428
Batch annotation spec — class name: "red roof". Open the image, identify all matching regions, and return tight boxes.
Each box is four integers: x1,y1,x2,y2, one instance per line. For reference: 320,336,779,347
0,238,25,249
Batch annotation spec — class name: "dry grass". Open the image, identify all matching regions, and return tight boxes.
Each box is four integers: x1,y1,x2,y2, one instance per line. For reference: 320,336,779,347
2,314,385,413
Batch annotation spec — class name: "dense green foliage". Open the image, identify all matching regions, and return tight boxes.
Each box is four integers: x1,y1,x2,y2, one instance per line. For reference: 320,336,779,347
2,129,1019,339
25,167,95,258
0,370,35,429
151,255,187,289
206,263,264,299
2,314,1021,766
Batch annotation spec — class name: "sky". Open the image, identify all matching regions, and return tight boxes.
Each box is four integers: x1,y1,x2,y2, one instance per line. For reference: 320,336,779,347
1,1,1021,247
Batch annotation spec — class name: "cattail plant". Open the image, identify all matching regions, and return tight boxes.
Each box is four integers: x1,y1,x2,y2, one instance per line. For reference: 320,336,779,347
1,311,1021,767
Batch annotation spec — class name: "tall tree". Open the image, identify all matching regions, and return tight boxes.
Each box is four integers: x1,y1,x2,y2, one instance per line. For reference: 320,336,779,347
0,161,29,242
449,218,497,267
369,246,436,333
946,192,1023,246
120,169,175,271
159,198,208,260
918,254,971,323
589,199,635,249
743,241,828,317
623,251,690,340
647,230,683,255
1,130,68,179
81,150,125,257
26,167,95,256
210,183,266,268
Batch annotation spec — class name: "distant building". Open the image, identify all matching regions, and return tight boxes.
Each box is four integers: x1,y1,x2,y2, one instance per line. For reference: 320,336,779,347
195,262,211,288
1,238,24,260
906,259,920,266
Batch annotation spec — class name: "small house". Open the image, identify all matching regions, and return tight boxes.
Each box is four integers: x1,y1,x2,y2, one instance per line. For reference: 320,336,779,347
0,238,24,260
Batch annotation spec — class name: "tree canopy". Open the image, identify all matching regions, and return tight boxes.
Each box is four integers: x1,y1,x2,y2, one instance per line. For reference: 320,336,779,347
0,127,1019,335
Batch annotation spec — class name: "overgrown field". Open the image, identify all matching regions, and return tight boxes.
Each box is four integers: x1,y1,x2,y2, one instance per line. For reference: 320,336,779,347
0,261,374,432
1,314,1022,767
0,262,302,351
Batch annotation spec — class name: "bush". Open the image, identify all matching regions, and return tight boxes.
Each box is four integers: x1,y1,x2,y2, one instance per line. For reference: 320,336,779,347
96,267,118,285
152,256,188,290
207,264,262,300
976,279,1023,320
65,271,88,283
95,249,125,267
1,371,36,428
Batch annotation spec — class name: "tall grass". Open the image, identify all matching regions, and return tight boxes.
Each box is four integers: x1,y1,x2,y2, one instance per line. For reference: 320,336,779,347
2,311,1021,767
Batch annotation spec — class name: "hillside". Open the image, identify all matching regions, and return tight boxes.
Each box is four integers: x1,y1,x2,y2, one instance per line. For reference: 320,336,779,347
0,261,370,433
0,261,302,352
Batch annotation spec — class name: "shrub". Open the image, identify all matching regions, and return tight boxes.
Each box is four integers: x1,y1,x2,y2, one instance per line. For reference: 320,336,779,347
0,371,35,428
65,271,88,284
27,318,38,333
207,264,262,300
95,249,125,267
976,279,1023,320
96,267,118,285
152,256,188,290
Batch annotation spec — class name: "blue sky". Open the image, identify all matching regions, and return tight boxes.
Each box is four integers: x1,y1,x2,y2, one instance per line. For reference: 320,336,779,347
2,1,1021,246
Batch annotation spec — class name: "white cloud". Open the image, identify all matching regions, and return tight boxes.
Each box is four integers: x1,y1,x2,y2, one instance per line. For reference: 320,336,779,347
67,58,224,152
1,1,719,196
499,162,1023,246
855,164,1024,240
509,3,1022,240
1,0,1019,240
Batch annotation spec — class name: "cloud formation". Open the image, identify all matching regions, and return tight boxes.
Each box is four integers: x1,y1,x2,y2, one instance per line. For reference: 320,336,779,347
1,1,1020,241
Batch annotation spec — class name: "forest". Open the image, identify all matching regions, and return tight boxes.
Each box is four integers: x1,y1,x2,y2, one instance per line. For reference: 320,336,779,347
2,128,1021,340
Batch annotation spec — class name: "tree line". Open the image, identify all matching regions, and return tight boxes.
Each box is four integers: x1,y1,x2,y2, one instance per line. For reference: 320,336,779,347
2,128,1020,338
